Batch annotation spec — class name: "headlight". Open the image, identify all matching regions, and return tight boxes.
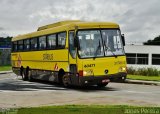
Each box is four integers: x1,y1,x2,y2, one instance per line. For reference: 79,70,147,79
119,67,127,72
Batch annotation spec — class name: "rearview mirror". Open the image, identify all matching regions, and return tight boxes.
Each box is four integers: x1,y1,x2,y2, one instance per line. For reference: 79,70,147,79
121,34,125,46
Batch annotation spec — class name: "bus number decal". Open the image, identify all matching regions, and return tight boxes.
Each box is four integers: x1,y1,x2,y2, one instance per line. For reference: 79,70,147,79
84,64,95,68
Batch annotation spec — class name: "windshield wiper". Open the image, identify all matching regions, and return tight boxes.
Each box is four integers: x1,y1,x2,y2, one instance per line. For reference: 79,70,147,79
103,40,117,58
93,40,101,59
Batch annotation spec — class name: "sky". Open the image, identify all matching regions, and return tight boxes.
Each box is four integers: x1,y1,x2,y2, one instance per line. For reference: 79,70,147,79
0,0,160,44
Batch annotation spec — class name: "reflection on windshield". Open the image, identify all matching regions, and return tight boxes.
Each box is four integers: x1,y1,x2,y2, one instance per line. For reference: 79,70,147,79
77,29,124,58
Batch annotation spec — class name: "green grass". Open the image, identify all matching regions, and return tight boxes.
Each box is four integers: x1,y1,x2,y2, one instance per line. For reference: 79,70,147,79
0,105,160,114
0,65,11,71
127,75,160,82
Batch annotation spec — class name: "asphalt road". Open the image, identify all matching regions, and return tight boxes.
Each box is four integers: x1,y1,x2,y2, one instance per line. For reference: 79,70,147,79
0,73,160,108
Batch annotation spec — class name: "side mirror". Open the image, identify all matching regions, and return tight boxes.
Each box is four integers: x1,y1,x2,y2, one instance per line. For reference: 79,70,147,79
121,34,125,46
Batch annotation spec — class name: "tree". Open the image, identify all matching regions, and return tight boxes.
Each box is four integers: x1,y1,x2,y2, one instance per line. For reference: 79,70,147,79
143,35,160,45
0,36,12,48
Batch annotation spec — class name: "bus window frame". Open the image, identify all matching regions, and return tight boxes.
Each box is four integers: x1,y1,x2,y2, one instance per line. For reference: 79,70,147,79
12,31,67,52
30,37,38,51
46,33,57,50
24,39,30,51
17,40,24,51
38,35,47,50
57,31,67,49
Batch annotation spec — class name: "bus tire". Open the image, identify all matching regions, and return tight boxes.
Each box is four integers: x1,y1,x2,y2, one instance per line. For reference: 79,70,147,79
97,83,108,87
22,69,28,81
62,75,70,87
58,69,65,84
20,66,23,76
28,70,34,82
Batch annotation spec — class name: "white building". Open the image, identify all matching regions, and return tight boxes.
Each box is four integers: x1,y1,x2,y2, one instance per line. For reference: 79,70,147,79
124,45,160,70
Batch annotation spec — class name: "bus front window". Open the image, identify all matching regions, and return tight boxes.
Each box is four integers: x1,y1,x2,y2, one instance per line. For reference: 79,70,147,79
77,29,125,58
77,30,104,58
101,30,125,56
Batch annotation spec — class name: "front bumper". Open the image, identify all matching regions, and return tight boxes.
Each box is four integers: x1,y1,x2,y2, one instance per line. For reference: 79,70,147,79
78,72,127,86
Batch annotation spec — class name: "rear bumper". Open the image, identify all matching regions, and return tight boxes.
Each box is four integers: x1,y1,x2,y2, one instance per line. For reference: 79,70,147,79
78,72,127,86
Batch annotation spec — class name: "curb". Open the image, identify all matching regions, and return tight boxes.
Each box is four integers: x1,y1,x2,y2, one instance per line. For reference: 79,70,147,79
125,79,160,86
0,71,12,74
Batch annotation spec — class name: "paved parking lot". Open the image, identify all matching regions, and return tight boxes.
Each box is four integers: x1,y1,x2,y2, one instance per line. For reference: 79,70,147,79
0,73,160,108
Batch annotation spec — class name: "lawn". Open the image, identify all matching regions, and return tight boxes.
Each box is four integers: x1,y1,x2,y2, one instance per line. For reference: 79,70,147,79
127,75,160,82
0,105,160,114
0,65,11,71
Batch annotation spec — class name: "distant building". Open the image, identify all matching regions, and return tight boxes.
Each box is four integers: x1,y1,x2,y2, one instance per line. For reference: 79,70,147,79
124,45,160,70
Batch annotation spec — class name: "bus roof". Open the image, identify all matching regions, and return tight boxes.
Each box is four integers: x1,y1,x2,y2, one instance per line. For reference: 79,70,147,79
12,20,119,41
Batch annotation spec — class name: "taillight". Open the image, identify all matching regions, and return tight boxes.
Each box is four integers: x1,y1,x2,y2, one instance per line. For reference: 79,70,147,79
79,70,83,77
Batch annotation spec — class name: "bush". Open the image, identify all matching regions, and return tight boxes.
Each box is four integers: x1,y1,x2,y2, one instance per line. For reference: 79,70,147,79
127,67,160,76
127,67,136,75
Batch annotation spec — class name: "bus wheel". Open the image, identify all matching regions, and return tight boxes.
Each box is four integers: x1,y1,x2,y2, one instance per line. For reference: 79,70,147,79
22,69,28,81
28,70,34,82
58,69,65,84
97,83,108,88
62,75,69,87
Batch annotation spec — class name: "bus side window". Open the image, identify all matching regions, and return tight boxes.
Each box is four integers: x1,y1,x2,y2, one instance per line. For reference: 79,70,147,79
47,34,56,49
30,38,38,50
24,39,30,51
58,32,66,49
69,31,76,59
18,40,24,51
39,36,46,50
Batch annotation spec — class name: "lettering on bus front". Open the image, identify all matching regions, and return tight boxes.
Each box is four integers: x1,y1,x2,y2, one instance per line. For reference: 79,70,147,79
43,53,53,61
114,61,126,65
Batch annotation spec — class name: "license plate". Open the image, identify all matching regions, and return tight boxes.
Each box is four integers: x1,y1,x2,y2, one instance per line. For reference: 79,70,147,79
102,79,110,83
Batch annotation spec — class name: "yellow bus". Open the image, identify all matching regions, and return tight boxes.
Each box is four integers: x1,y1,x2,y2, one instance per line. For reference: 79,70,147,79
11,20,127,87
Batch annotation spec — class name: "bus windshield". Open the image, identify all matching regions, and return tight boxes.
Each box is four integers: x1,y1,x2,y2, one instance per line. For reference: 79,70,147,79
77,29,125,58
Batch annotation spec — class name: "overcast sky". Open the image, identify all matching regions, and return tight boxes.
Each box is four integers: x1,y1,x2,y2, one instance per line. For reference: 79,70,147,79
0,0,160,44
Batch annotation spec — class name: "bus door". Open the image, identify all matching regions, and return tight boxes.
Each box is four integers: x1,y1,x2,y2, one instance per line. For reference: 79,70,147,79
68,31,78,85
